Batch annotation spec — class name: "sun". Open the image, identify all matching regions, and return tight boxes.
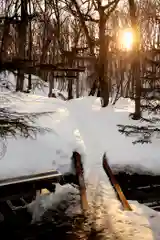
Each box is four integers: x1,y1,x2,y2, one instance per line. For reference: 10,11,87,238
119,29,134,51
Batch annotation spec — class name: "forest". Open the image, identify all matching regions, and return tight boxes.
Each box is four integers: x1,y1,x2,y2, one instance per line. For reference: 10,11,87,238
0,0,159,120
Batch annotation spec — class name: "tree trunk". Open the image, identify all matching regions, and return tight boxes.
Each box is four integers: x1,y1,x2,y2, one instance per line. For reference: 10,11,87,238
16,0,28,92
28,0,32,91
76,73,80,98
99,9,109,107
0,20,10,62
48,73,54,97
128,0,141,119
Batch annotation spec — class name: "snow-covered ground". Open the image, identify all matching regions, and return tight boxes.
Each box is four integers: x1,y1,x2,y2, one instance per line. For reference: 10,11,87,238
0,71,88,99
0,92,81,178
1,72,160,239
1,92,160,178
29,181,160,239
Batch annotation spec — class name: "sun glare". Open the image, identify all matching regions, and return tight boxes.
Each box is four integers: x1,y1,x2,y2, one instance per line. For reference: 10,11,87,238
119,30,134,51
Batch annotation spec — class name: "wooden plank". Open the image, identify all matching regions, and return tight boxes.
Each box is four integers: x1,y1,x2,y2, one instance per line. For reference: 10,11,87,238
73,151,88,212
103,153,132,211
0,170,61,187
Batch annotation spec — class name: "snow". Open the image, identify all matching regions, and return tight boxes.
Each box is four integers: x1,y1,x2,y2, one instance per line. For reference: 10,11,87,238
1,73,160,238
0,71,84,99
90,181,160,239
0,90,160,178
17,94,160,238
0,92,85,179
28,184,80,223
67,97,160,176
28,181,160,239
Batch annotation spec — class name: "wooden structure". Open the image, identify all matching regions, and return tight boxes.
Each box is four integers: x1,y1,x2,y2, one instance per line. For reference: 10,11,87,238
47,66,85,100
0,59,85,99
0,152,87,227
114,171,160,211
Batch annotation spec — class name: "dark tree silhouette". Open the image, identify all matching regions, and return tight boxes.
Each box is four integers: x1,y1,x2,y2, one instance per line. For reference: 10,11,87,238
0,108,53,139
117,115,160,144
0,104,55,159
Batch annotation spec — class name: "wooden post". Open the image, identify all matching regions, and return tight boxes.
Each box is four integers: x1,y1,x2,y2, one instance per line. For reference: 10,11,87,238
76,72,80,98
73,151,88,212
103,153,132,211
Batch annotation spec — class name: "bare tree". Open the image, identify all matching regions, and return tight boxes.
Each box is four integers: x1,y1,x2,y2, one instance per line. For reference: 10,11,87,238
64,0,120,106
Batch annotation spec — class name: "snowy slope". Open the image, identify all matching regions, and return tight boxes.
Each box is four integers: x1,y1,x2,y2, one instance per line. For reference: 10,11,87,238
67,96,160,176
0,71,83,99
0,92,85,179
1,90,160,238
0,92,160,179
